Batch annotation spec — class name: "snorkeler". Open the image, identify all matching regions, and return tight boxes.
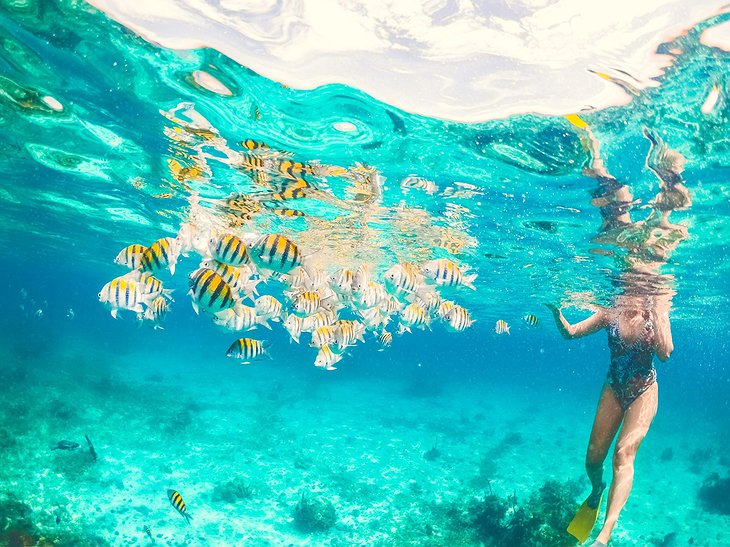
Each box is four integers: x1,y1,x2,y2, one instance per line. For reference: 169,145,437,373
547,118,689,546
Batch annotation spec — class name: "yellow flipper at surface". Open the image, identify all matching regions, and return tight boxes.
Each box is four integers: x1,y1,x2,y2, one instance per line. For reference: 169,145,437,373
566,494,603,543
565,114,589,130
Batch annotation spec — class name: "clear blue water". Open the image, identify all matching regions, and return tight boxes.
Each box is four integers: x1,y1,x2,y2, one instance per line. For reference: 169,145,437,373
0,1,729,546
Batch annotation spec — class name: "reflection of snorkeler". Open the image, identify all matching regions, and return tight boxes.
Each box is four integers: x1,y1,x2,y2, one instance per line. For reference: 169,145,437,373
547,118,690,546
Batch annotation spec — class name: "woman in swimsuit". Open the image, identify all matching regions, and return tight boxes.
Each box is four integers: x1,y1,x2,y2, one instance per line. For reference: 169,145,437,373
545,291,673,546
547,118,689,546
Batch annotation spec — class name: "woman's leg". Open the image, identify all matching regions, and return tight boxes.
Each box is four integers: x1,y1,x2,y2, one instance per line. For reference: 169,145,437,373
585,384,624,504
596,382,659,543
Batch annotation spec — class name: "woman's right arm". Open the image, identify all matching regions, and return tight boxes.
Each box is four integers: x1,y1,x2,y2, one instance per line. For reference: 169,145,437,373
652,308,674,361
544,304,608,339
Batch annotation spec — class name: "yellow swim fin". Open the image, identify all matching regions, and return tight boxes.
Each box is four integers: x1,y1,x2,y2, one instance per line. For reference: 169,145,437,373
565,113,589,130
566,494,603,543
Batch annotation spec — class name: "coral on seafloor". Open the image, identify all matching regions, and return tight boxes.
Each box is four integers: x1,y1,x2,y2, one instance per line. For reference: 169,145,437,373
292,491,337,533
441,479,581,546
211,479,255,504
698,472,730,515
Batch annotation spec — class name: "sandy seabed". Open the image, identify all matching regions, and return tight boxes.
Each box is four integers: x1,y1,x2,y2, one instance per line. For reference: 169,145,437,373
0,341,727,547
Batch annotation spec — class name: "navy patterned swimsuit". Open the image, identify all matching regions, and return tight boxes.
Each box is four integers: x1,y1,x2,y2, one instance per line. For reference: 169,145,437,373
606,313,657,410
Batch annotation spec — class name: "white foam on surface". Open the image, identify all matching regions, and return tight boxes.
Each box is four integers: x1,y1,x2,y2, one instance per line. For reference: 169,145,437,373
86,1,726,121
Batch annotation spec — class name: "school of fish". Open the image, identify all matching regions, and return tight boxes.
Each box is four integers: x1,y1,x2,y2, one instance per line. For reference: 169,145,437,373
99,222,481,370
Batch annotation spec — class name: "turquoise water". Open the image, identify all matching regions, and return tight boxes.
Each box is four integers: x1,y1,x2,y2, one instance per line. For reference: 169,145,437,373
1,1,729,545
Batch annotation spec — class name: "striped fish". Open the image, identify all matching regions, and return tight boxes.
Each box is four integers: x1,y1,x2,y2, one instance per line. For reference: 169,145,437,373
250,234,302,274
139,237,180,276
445,305,474,332
333,320,365,350
209,234,250,267
98,275,147,319
384,263,421,296
414,289,441,313
281,267,308,290
240,139,269,151
167,490,192,524
115,244,147,269
354,282,388,310
277,160,315,179
379,295,403,316
358,306,390,330
139,273,173,300
422,259,477,290
284,313,304,344
523,314,540,327
269,208,305,218
200,259,247,293
301,308,338,332
352,265,371,293
226,338,270,364
310,325,336,348
188,268,237,315
255,295,284,322
213,305,270,332
141,296,169,329
268,186,307,201
378,331,393,351
398,303,431,333
329,268,353,296
437,300,456,320
291,291,321,317
495,319,510,335
314,345,342,370
238,154,267,171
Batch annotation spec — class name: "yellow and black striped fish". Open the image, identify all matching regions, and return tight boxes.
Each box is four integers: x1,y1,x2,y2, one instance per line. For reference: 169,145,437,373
268,186,307,201
188,268,237,315
167,489,192,524
98,275,146,319
277,160,315,179
226,338,270,364
209,234,250,267
250,234,302,274
240,139,269,151
269,208,305,217
139,237,179,275
495,319,510,335
238,155,266,171
523,314,540,327
378,331,393,350
115,244,147,269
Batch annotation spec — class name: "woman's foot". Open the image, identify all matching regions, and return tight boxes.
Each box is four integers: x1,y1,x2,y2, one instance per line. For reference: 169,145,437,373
587,482,606,508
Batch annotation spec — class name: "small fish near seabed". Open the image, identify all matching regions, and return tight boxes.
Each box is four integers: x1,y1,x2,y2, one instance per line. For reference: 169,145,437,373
51,440,80,451
495,319,511,335
167,489,193,524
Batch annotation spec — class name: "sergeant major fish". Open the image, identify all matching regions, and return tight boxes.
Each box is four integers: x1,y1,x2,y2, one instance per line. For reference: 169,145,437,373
495,319,510,335
139,296,169,329
188,268,238,315
314,345,342,370
444,305,474,332
139,237,180,276
209,234,250,267
226,338,270,364
249,233,303,274
99,275,149,319
422,259,477,290
115,244,147,269
167,489,192,524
